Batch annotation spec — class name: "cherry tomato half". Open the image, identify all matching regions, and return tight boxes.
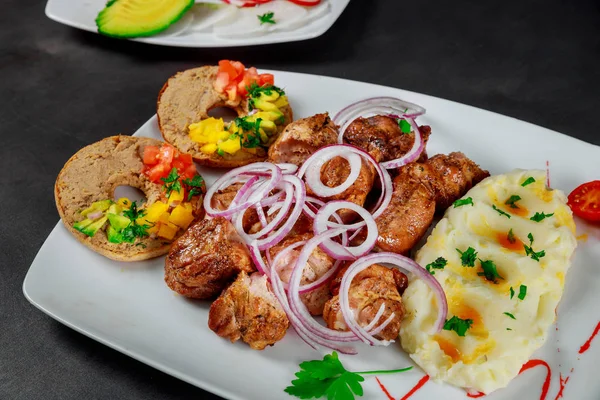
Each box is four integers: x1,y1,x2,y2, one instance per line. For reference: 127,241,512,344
567,180,600,222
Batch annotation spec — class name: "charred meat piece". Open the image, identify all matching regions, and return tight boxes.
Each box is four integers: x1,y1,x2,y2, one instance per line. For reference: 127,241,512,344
343,115,431,163
365,152,489,255
248,209,313,237
210,182,258,232
208,271,289,350
268,113,338,166
323,264,408,341
425,152,491,212
165,217,255,299
268,233,335,316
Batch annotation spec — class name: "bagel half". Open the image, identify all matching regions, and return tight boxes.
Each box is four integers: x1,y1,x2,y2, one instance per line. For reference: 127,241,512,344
157,65,293,168
55,135,200,261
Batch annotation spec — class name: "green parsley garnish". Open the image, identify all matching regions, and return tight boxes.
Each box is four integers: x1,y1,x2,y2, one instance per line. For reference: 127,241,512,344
397,119,411,134
426,257,447,275
505,195,522,209
478,259,503,283
510,287,515,299
521,177,536,187
161,168,181,197
257,11,276,25
231,116,265,149
504,312,516,320
183,175,205,201
453,197,474,208
492,204,511,218
507,229,516,244
518,285,527,300
524,233,546,262
456,247,478,267
443,316,474,337
507,328,512,331
530,212,554,222
121,201,151,243
284,352,412,400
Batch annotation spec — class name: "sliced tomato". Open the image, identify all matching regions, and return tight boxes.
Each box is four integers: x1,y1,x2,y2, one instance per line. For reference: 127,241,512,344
214,71,230,92
231,61,246,76
159,144,175,165
147,163,167,182
259,73,274,86
179,153,193,165
172,159,185,172
182,164,198,180
568,181,600,222
143,146,160,165
287,0,321,5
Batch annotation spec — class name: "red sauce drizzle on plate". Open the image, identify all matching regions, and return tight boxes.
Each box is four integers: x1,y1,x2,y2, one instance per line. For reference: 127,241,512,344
519,359,551,400
399,375,430,400
553,373,570,400
466,390,486,398
375,377,394,400
578,321,600,354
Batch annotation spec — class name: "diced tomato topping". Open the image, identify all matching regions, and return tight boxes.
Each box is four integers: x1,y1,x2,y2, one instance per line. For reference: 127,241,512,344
159,144,175,165
215,71,230,92
218,60,239,80
172,159,185,172
143,146,160,165
231,61,246,75
179,153,193,164
147,163,167,182
182,164,198,180
259,73,274,86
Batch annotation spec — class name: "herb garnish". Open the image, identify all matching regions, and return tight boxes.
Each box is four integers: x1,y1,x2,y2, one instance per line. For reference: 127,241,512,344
456,247,478,267
504,312,516,320
505,195,522,209
507,328,513,331
183,175,205,201
478,259,503,283
507,229,516,244
530,212,554,222
231,116,264,149
524,233,546,262
521,177,536,187
246,82,285,110
510,287,515,299
443,316,474,337
257,11,276,25
426,257,447,275
492,204,511,218
121,201,151,243
518,285,527,300
397,119,411,134
161,168,182,197
285,352,412,400
453,197,474,208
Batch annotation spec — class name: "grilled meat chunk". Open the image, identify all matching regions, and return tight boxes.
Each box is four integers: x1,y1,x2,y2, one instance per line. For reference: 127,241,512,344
165,217,255,299
323,264,408,341
208,271,289,350
343,115,431,163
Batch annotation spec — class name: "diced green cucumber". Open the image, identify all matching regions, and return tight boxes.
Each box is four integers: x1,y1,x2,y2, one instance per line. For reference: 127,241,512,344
95,0,195,38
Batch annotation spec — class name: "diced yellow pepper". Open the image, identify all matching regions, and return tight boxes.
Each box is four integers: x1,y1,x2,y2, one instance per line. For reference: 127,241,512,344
274,95,288,109
218,138,242,155
158,222,179,240
189,117,227,144
145,201,169,222
158,212,171,224
116,197,131,210
168,186,185,204
201,143,218,154
169,204,195,229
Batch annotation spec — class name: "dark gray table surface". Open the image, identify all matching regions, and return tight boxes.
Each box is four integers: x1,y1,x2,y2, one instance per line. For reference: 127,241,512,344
1,0,598,399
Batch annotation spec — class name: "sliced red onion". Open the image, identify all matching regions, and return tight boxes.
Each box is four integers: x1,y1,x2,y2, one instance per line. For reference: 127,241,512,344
87,211,104,220
313,201,378,260
340,253,448,337
255,205,268,228
379,117,424,169
204,163,282,218
248,241,270,276
333,96,426,138
368,312,396,337
297,147,363,198
276,163,299,175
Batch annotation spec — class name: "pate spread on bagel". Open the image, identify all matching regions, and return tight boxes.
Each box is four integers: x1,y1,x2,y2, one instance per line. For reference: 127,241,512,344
157,60,293,168
55,135,205,261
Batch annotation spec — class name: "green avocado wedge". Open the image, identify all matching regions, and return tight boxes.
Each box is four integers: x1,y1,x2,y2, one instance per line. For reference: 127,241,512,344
96,0,195,39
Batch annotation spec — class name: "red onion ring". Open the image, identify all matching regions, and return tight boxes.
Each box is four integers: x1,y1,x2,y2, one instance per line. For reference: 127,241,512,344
340,253,448,337
297,148,363,198
379,117,424,169
333,96,426,137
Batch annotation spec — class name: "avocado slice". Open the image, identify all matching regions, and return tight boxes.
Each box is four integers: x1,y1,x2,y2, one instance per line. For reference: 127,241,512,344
107,225,124,244
74,216,108,237
107,213,131,232
252,98,279,112
96,0,195,38
80,199,113,217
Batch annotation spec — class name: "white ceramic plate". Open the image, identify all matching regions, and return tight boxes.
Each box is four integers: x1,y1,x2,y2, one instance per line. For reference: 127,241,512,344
24,70,600,400
44,0,350,47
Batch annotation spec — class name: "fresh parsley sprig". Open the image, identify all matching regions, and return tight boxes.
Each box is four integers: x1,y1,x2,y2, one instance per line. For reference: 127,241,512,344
397,119,411,134
183,175,205,201
507,229,516,244
505,195,522,209
258,11,276,25
285,352,412,400
521,177,536,187
443,316,473,337
161,168,182,197
453,197,474,208
457,247,477,267
492,204,511,218
426,257,447,275
530,212,554,222
121,201,151,243
524,233,546,261
246,82,285,110
478,259,503,283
